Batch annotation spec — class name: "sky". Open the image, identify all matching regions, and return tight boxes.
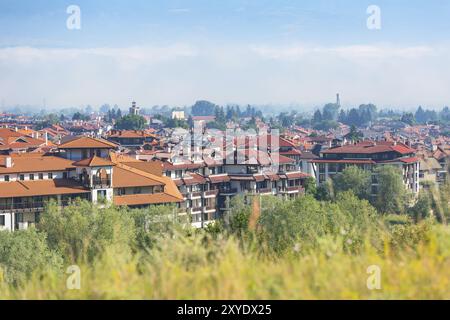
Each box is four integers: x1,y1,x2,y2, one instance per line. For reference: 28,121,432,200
1,0,450,110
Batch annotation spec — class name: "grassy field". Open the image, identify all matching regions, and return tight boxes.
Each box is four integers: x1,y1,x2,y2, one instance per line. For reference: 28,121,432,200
1,225,449,299
0,195,449,300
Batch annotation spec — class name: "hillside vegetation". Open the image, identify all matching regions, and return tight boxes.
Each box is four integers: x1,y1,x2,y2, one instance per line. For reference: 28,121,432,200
0,190,449,299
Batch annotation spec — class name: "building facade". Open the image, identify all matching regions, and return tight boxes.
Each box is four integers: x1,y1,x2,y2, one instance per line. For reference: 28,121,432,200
311,141,420,197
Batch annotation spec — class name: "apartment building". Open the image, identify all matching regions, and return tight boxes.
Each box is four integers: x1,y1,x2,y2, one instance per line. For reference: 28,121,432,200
162,144,310,228
0,136,183,231
311,140,420,197
0,128,49,154
106,130,159,149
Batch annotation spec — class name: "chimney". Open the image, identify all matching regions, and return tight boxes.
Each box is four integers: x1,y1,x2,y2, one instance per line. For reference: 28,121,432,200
45,131,48,146
4,156,12,168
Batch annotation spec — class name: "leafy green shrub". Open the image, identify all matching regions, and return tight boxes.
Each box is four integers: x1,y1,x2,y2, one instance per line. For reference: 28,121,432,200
38,199,135,263
0,229,62,285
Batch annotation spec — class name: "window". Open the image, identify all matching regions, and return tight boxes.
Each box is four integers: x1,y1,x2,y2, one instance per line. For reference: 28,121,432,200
0,215,5,226
39,173,44,180
118,188,126,195
48,173,53,179
29,174,34,180
19,174,25,181
63,172,68,179
4,175,9,182
133,187,142,194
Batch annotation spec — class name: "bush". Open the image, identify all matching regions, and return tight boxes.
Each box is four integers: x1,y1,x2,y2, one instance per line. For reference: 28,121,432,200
0,229,62,285
38,199,136,263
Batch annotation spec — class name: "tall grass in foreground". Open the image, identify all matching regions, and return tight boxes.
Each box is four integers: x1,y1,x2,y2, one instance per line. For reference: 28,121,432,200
1,225,449,300
0,195,449,299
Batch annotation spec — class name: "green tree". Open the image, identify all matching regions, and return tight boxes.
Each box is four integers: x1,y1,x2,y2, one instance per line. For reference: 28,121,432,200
315,179,334,201
345,125,363,142
114,114,146,130
303,176,317,196
0,229,62,285
373,166,406,214
38,200,136,263
401,112,415,126
333,166,371,200
409,192,431,222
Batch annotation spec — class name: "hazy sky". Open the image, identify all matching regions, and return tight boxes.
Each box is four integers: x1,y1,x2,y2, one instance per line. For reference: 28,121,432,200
1,0,450,110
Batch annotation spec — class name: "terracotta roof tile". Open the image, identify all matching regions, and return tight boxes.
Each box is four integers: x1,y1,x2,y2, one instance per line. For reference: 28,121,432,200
0,179,90,198
0,153,75,174
73,155,116,167
58,136,118,149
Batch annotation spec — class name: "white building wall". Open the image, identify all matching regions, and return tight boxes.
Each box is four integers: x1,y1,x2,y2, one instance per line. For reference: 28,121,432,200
0,213,13,231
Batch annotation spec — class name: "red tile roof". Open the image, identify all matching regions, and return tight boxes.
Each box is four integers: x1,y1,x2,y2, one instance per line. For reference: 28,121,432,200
73,155,116,167
0,179,90,198
322,141,415,155
311,159,376,164
58,136,118,149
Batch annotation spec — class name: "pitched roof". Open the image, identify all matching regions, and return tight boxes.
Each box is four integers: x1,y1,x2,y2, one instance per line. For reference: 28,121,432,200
0,179,90,198
0,153,75,174
208,174,230,183
107,130,158,139
322,141,415,155
420,157,441,171
73,155,116,167
0,128,47,150
311,159,376,164
58,136,118,149
113,165,165,188
113,193,182,206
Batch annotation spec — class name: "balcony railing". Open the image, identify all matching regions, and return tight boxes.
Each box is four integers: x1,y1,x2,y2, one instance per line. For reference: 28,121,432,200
219,187,238,195
284,186,305,193
203,190,219,197
189,207,203,214
0,200,73,213
188,192,202,199
257,188,272,194
92,179,111,189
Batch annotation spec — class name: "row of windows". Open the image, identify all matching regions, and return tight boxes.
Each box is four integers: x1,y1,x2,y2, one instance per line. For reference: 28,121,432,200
2,172,63,182
166,167,225,178
117,186,163,196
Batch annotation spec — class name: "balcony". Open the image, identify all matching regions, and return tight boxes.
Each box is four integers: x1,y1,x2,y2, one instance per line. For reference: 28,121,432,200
203,190,219,198
257,188,273,194
203,206,216,213
219,187,238,195
92,178,111,189
188,207,203,214
0,200,72,213
188,192,202,200
283,186,305,194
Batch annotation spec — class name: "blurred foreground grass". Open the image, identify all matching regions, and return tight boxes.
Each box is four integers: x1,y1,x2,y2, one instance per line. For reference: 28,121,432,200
1,225,449,300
